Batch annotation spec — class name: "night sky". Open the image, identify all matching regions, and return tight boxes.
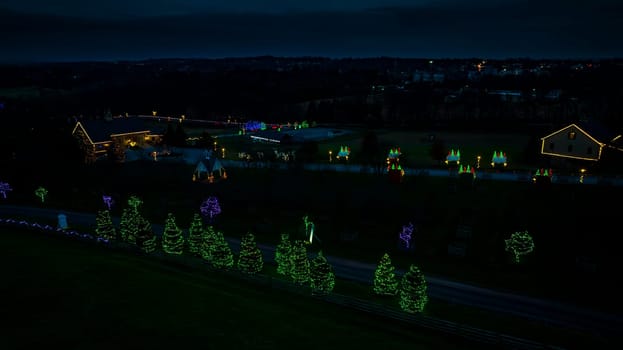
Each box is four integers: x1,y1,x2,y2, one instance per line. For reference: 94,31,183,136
1,0,621,62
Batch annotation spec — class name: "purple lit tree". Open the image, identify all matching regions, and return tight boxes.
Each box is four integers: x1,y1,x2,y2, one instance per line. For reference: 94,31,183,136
0,182,12,199
200,196,221,223
398,222,415,251
102,195,113,210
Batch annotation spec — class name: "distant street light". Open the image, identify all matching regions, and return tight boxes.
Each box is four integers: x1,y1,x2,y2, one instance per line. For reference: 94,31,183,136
329,150,333,162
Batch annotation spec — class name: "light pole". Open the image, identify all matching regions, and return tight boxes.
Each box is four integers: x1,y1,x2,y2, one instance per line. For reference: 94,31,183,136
329,150,333,162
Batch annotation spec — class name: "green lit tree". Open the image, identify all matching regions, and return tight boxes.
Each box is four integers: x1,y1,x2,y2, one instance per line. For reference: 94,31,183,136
373,253,399,296
187,213,205,256
136,216,157,253
210,230,234,269
237,232,263,274
310,251,335,296
200,225,218,262
505,231,535,263
290,240,310,285
162,213,184,255
95,209,116,241
275,233,293,276
127,195,143,212
35,186,48,203
398,264,428,313
119,207,139,243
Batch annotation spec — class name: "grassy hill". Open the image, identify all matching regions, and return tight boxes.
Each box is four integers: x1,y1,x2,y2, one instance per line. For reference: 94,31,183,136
0,227,479,349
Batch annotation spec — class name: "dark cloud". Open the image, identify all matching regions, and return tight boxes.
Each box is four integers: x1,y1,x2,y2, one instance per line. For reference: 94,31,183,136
0,1,621,62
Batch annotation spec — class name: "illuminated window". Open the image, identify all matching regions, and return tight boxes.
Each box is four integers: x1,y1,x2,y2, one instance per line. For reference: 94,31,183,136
549,142,555,150
568,131,576,140
587,147,592,154
568,145,573,152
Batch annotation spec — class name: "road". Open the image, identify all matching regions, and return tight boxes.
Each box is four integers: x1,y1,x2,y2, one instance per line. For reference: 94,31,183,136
1,204,622,340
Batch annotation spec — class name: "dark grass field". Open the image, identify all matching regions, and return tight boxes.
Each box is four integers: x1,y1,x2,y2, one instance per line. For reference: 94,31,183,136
0,227,480,350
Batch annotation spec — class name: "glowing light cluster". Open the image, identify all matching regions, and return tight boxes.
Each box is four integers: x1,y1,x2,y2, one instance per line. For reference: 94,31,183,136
0,181,12,199
491,151,508,167
387,147,405,183
458,164,476,178
387,148,401,159
244,120,266,132
336,146,350,160
445,149,460,164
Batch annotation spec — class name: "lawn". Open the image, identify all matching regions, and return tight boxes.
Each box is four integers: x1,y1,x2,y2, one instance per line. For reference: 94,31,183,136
3,156,622,315
0,227,479,350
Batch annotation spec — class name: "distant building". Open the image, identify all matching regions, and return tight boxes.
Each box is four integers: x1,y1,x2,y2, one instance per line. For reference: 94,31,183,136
72,116,164,163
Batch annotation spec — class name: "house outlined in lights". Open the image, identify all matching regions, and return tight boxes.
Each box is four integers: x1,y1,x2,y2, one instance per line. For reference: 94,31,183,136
72,116,164,163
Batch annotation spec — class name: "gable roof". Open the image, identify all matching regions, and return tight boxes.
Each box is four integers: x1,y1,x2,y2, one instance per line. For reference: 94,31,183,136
540,123,606,146
72,117,163,144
